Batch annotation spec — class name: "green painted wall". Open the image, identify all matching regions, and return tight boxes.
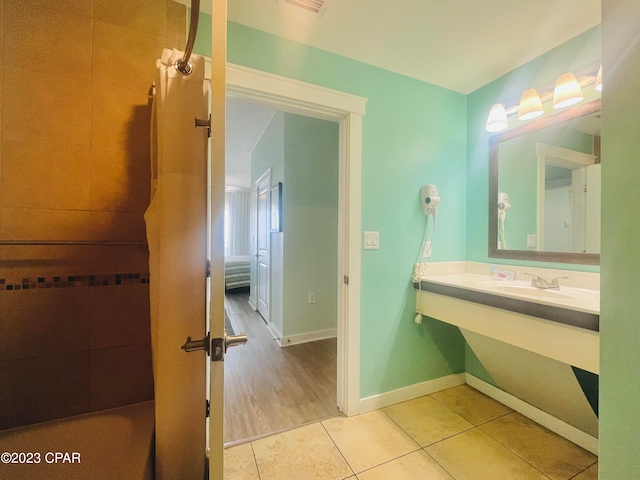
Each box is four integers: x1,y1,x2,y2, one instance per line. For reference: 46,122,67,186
600,1,640,477
251,111,340,341
227,22,468,397
194,11,212,58
282,114,339,338
466,26,601,272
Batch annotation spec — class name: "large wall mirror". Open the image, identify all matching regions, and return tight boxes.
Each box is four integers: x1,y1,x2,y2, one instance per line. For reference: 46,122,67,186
489,99,601,265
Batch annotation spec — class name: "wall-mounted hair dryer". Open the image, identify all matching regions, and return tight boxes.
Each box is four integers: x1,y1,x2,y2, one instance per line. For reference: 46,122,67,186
498,192,511,217
497,192,510,249
420,184,440,218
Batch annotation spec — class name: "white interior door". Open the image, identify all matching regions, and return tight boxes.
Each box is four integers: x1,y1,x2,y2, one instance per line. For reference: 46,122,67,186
545,186,572,252
255,171,271,323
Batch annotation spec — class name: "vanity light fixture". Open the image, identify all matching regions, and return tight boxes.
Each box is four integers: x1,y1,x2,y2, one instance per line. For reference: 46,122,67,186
485,103,509,132
552,72,584,109
595,65,603,92
517,88,544,120
485,63,602,132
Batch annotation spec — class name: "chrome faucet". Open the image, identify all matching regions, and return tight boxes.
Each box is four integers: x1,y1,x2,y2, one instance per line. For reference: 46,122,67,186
525,272,568,290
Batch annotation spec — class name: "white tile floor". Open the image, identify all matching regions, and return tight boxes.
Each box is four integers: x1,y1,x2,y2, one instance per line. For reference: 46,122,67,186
224,385,598,480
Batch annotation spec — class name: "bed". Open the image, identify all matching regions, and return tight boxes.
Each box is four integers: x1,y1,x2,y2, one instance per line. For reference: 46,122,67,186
224,255,251,291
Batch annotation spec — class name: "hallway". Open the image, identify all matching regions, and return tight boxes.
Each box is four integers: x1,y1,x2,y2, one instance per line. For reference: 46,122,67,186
223,385,597,480
224,291,339,444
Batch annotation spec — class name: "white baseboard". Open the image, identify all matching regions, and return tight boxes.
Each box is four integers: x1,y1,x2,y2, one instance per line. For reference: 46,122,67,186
359,373,466,414
465,373,599,455
265,322,283,346
280,328,337,347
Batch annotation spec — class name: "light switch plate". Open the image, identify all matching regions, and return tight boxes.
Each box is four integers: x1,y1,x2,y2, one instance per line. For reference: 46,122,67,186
364,231,379,249
527,234,537,247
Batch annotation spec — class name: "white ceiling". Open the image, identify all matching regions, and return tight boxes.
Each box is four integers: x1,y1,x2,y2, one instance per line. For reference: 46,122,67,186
193,0,601,186
226,0,601,94
226,99,275,189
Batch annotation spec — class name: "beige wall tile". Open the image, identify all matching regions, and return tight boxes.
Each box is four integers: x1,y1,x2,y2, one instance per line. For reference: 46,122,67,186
0,3,3,65
89,211,147,242
3,68,91,146
89,284,150,350
0,208,92,241
94,0,167,37
91,147,151,213
92,83,152,153
2,138,91,210
2,207,146,243
4,3,91,79
0,245,149,277
7,0,92,17
0,289,90,361
89,343,154,411
166,0,187,51
0,352,89,429
93,20,165,92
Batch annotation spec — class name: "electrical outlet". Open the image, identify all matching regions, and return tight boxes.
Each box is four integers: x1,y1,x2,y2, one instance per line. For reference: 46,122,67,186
308,292,316,304
527,234,537,247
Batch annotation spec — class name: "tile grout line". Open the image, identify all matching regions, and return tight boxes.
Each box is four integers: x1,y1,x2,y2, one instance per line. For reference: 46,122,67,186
377,398,466,479
470,427,554,480
319,419,356,478
567,461,598,479
249,441,262,480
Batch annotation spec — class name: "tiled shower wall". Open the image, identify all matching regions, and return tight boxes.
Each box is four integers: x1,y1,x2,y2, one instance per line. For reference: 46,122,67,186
0,0,186,429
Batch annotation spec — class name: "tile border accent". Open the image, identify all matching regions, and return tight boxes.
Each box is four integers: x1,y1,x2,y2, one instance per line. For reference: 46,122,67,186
0,272,150,291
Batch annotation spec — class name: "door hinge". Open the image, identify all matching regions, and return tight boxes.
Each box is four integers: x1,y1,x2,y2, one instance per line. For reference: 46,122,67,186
344,275,349,285
206,399,210,418
206,259,211,277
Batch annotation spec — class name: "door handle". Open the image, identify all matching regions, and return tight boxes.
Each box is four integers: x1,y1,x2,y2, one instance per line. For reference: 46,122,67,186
225,332,248,350
183,332,248,361
181,334,210,354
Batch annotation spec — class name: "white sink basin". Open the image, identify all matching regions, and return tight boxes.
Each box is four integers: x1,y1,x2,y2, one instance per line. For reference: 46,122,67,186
478,282,597,301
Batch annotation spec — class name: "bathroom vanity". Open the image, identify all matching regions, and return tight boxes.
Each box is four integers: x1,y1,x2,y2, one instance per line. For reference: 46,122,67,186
414,261,600,445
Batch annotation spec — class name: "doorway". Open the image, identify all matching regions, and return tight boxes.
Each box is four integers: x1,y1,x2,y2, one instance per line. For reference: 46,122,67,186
223,63,366,419
224,101,342,443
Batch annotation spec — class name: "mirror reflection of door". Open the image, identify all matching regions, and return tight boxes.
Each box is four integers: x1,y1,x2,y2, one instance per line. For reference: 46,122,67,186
538,143,599,253
256,170,271,322
544,167,573,252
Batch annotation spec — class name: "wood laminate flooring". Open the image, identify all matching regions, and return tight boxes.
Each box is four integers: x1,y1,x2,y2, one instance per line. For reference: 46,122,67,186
223,290,339,444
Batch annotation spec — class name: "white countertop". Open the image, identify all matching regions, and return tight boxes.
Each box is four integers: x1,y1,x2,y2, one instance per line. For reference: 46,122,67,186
417,263,600,315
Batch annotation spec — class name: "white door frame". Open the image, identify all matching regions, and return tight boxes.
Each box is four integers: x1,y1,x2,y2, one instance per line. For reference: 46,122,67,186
225,63,366,416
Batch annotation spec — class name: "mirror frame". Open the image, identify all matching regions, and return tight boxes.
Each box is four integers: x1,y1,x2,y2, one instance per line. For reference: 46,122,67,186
488,98,601,265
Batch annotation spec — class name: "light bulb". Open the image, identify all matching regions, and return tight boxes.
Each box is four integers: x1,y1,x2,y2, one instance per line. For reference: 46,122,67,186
518,88,544,120
486,103,508,132
595,65,603,92
553,72,584,109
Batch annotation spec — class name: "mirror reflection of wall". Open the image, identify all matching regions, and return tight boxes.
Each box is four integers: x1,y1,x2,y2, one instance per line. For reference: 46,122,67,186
496,110,601,254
